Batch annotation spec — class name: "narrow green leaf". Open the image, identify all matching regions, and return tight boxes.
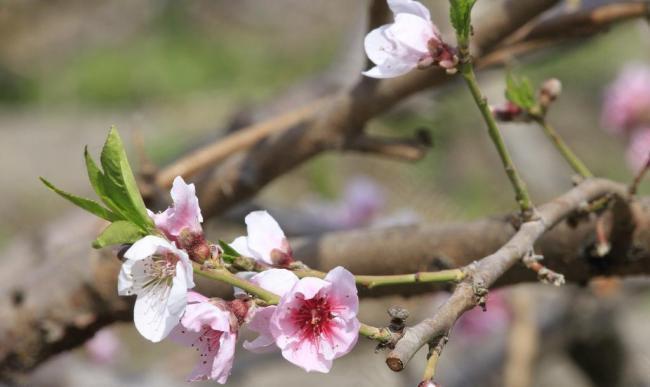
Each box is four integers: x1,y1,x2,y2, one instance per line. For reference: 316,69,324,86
40,177,119,222
84,146,125,219
450,0,477,45
92,220,146,249
99,127,154,231
219,240,241,263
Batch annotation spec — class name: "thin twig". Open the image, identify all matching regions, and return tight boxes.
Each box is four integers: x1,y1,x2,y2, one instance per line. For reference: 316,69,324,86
344,130,433,162
533,118,594,179
459,58,534,217
629,153,650,196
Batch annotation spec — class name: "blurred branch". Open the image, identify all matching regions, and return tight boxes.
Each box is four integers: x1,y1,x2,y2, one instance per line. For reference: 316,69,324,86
343,129,432,162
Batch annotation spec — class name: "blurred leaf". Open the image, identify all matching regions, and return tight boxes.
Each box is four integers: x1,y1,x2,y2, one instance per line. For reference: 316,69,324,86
505,72,536,110
99,127,154,231
449,0,477,46
92,220,146,249
39,177,119,222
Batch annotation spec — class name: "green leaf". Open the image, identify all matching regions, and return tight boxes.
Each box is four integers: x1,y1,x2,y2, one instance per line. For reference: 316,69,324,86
219,240,240,263
84,146,124,217
92,220,147,249
449,0,477,46
40,177,120,222
505,72,536,110
99,127,154,231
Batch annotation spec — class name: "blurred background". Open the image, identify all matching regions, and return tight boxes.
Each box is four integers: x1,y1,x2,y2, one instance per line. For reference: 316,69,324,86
1,0,650,386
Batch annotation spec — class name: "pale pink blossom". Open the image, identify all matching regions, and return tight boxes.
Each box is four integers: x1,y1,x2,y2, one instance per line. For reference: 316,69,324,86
245,267,360,373
602,64,650,135
626,128,650,172
118,235,195,342
85,328,121,364
170,292,240,383
149,176,203,242
363,0,451,78
230,211,293,265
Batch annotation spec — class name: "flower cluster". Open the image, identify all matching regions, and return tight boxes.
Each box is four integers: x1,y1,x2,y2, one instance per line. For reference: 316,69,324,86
117,177,360,383
602,64,650,171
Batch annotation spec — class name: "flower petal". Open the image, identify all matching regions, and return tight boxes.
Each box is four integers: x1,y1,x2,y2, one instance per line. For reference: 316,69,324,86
243,306,278,353
133,274,187,342
391,13,435,54
123,235,174,261
245,211,287,263
210,332,237,383
250,269,299,297
229,236,255,258
151,176,203,238
388,0,431,21
319,317,360,360
324,266,359,319
280,338,332,373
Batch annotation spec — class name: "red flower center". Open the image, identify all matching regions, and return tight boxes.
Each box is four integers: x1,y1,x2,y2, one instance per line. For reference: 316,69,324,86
292,296,334,342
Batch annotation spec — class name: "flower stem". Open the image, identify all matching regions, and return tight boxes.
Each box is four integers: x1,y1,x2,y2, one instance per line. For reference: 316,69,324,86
533,118,593,178
294,269,465,288
421,335,448,382
192,263,279,304
459,58,534,217
359,323,393,343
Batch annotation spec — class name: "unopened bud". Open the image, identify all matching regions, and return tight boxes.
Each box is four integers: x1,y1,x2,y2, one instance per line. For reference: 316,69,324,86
539,78,562,110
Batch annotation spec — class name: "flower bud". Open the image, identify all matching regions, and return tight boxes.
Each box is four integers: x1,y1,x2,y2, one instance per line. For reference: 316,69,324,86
539,78,562,110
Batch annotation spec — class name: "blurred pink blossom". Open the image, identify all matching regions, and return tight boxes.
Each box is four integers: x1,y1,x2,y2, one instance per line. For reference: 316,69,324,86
602,64,650,135
455,291,511,339
85,328,121,365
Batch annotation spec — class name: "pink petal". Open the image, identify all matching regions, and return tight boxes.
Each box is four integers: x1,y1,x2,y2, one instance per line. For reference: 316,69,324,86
209,332,237,383
285,276,329,301
319,317,360,360
280,338,332,373
123,235,174,261
151,176,203,238
245,211,288,264
324,267,359,319
181,298,231,333
243,306,278,353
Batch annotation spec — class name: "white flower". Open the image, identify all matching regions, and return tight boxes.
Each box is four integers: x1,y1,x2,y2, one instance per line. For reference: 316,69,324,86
118,235,195,342
230,211,293,265
363,0,441,79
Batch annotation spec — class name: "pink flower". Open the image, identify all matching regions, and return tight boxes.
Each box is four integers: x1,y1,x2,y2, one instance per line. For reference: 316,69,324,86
230,211,293,266
626,128,650,172
118,236,195,342
149,176,204,243
363,0,451,78
602,64,650,135
169,292,240,383
245,267,360,373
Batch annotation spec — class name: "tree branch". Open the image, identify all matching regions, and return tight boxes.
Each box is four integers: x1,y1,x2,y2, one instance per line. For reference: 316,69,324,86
385,178,629,371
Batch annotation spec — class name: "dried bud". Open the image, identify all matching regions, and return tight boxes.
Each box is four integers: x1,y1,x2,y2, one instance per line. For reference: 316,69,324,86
491,101,525,122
